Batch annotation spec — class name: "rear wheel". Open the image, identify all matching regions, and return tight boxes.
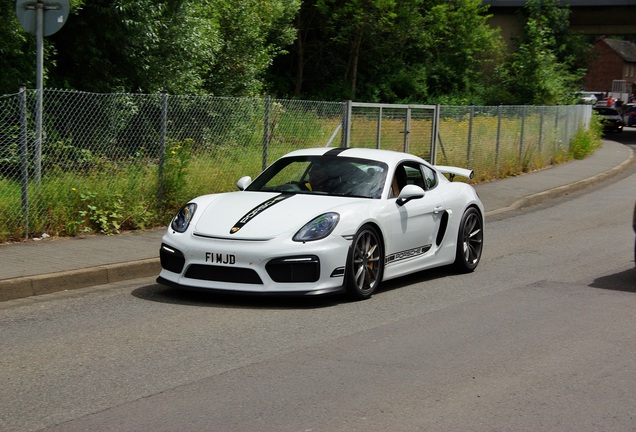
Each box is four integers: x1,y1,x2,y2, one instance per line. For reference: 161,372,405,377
454,207,483,273
346,225,384,300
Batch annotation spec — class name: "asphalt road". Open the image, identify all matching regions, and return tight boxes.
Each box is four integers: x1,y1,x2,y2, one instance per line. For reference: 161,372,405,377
1,138,635,432
615,124,636,148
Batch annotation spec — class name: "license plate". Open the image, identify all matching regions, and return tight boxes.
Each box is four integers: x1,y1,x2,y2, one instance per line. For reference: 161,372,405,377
205,252,236,265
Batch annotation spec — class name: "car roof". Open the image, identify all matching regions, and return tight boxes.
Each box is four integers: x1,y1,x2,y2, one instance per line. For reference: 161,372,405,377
281,147,429,167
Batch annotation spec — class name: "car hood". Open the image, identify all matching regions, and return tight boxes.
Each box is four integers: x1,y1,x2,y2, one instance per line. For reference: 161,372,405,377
193,191,356,240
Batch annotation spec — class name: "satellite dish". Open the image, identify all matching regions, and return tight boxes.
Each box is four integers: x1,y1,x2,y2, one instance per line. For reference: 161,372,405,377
16,0,69,37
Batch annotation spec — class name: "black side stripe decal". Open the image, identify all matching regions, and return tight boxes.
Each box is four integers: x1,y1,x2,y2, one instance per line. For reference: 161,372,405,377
385,245,431,264
230,194,293,234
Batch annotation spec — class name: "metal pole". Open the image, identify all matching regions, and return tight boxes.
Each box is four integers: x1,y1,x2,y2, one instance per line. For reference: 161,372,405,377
376,107,382,149
157,91,168,209
495,105,502,174
403,106,411,153
19,84,29,239
343,100,352,148
519,105,526,163
262,95,270,170
564,107,570,150
430,104,440,164
538,106,544,154
325,123,342,147
467,105,474,165
554,105,560,153
34,0,44,184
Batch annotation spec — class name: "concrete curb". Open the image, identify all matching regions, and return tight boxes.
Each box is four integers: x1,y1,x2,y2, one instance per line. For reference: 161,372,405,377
0,258,160,302
485,150,635,218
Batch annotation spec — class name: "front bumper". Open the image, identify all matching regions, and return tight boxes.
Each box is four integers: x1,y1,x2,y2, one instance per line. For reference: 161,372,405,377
157,230,351,295
156,276,345,296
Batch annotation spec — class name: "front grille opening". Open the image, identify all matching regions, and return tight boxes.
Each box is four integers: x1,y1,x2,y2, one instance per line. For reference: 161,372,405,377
160,243,186,273
266,256,320,283
185,264,263,284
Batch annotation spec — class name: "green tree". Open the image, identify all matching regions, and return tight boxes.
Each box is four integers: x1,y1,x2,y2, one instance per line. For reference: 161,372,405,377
205,0,300,96
499,0,586,105
414,0,503,104
315,0,398,100
44,0,298,95
0,0,32,93
270,0,503,104
49,1,221,93
0,0,84,93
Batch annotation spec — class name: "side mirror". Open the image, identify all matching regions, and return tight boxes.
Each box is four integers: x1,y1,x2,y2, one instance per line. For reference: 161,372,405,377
396,184,425,206
236,176,252,191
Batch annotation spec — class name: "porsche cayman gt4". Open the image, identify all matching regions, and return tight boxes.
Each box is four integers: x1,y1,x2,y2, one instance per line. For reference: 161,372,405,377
157,147,484,300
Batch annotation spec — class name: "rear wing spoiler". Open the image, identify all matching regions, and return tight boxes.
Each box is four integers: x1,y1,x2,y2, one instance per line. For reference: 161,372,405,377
434,165,474,181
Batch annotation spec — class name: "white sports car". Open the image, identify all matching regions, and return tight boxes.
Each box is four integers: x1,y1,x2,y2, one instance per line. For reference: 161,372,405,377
157,147,484,300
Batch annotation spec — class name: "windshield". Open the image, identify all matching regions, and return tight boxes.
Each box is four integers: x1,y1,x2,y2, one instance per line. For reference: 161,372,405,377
246,155,388,199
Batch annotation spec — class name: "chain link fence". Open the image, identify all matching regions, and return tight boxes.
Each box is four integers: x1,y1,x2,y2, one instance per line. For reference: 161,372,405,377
346,102,437,160
0,88,591,241
437,104,592,179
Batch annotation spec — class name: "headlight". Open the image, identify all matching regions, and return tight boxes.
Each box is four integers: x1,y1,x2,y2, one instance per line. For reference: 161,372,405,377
171,203,197,233
293,212,340,242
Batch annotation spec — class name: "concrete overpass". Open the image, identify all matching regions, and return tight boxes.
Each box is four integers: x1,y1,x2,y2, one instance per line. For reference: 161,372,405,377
484,0,636,47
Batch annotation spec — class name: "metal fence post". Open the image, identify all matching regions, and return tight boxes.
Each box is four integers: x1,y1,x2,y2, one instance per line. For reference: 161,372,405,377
519,105,526,163
496,105,502,174
554,105,560,152
403,106,411,153
573,105,580,132
563,107,572,150
467,104,474,165
157,91,168,209
342,100,352,148
430,104,440,164
538,105,544,153
263,95,270,170
19,85,29,238
34,88,42,185
376,106,382,149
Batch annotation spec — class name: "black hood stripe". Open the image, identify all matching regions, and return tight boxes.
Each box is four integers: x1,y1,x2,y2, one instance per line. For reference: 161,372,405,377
230,193,293,234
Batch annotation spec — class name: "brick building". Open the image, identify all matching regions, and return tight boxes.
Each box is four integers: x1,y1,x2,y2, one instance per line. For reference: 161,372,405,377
583,38,636,99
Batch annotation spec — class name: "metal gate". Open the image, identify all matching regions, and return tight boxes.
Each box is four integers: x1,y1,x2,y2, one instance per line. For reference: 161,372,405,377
339,101,439,163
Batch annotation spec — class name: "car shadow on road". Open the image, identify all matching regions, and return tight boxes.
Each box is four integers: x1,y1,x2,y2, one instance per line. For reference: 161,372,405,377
131,266,456,309
589,267,636,293
131,283,343,309
375,266,456,294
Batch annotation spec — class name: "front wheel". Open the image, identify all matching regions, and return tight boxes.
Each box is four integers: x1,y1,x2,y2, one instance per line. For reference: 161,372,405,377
346,225,384,300
454,207,483,273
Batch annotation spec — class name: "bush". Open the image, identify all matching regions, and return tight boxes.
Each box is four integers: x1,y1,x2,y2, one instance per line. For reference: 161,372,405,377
569,121,602,160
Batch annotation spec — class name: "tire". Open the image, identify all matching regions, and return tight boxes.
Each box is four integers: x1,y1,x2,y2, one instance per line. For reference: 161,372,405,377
346,225,384,300
453,207,483,273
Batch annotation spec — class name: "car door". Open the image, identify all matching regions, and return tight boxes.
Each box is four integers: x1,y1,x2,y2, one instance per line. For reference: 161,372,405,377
385,162,446,267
